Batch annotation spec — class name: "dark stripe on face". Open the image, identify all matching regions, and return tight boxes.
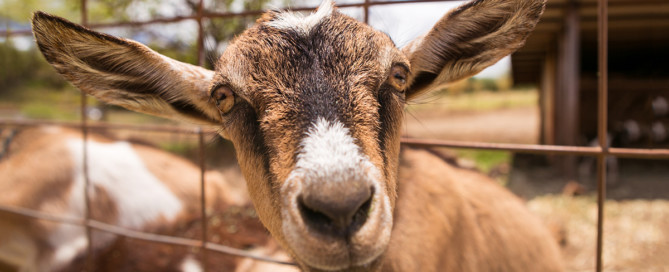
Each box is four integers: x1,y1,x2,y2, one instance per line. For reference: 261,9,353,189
292,18,377,141
297,69,343,126
265,28,353,140
377,84,405,173
233,104,279,196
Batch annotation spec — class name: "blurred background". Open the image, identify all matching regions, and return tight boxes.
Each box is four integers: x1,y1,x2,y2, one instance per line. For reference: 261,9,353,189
1,0,668,271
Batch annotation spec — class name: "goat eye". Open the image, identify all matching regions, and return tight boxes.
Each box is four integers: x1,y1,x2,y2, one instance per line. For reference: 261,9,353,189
211,85,235,114
389,65,408,91
393,71,406,83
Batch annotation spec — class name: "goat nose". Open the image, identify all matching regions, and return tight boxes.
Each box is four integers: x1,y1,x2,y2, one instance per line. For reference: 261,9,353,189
298,182,373,234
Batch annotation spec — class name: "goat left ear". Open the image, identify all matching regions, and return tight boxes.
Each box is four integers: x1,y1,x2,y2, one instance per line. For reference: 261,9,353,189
32,11,221,125
402,0,545,100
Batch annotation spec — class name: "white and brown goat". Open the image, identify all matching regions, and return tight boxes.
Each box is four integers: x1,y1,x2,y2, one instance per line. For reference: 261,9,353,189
0,126,292,272
31,0,564,271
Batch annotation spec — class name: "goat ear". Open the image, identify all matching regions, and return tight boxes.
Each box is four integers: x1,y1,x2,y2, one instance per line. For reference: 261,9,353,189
32,11,221,125
402,0,545,100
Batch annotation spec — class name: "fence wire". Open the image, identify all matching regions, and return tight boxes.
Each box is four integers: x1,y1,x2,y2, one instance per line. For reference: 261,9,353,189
0,0,666,271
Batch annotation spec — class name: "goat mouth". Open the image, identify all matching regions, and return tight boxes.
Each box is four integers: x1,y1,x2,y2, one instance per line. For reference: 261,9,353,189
281,184,392,272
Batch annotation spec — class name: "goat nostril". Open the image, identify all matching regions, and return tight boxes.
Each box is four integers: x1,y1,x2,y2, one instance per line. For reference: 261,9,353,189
349,188,374,233
298,186,374,236
298,197,334,228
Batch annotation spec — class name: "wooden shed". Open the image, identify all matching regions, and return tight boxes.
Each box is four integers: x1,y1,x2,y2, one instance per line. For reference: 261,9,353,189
511,0,669,149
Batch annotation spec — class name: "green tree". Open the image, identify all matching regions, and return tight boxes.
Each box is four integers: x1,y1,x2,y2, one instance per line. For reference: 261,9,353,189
0,0,277,95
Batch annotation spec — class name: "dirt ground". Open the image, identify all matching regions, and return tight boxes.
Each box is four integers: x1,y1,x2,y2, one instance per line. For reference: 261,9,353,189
529,196,669,272
403,106,539,144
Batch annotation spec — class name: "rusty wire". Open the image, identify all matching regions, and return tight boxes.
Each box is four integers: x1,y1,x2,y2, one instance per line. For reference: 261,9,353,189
0,1,666,271
78,0,95,270
3,119,669,160
195,0,210,269
197,127,210,271
0,0,465,37
0,204,295,266
595,0,609,271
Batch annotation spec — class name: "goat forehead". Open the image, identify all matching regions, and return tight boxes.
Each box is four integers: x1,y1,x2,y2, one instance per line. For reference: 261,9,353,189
219,10,395,98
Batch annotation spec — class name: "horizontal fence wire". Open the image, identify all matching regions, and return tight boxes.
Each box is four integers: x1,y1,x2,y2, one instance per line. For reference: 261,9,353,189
0,204,296,266
0,0,465,37
3,119,669,159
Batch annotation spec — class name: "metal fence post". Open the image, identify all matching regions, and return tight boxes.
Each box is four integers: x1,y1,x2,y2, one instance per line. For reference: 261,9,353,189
596,0,609,271
198,127,209,272
78,0,95,271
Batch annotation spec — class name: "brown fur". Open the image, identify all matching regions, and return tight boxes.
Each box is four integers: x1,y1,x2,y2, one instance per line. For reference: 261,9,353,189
30,0,561,271
383,147,562,271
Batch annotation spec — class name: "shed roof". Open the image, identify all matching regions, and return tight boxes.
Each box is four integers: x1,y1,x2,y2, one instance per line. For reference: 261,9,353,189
512,0,669,84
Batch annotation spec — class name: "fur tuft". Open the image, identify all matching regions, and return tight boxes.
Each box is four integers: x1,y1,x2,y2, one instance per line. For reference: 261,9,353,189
265,0,335,36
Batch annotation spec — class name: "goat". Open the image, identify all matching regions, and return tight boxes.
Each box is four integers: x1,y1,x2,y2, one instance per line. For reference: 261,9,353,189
31,0,564,271
0,126,281,271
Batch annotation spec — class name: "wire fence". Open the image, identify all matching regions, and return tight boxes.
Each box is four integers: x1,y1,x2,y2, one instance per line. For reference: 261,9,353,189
1,0,667,271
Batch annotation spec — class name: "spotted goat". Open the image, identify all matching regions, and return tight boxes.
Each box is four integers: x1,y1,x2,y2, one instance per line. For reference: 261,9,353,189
31,0,564,271
0,126,291,272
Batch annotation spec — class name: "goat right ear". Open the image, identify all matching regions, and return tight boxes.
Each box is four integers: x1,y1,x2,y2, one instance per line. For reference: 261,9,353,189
32,11,222,125
402,0,545,100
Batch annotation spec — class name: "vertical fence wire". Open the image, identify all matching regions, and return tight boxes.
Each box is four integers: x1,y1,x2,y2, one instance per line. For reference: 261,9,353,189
595,0,608,271
198,128,209,272
78,0,95,270
195,0,209,269
363,0,370,24
196,0,206,67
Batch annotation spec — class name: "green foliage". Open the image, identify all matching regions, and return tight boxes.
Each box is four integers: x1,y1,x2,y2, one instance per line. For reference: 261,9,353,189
0,40,69,98
479,78,499,92
20,102,78,120
6,83,81,120
1,0,67,21
160,141,198,157
456,149,511,173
